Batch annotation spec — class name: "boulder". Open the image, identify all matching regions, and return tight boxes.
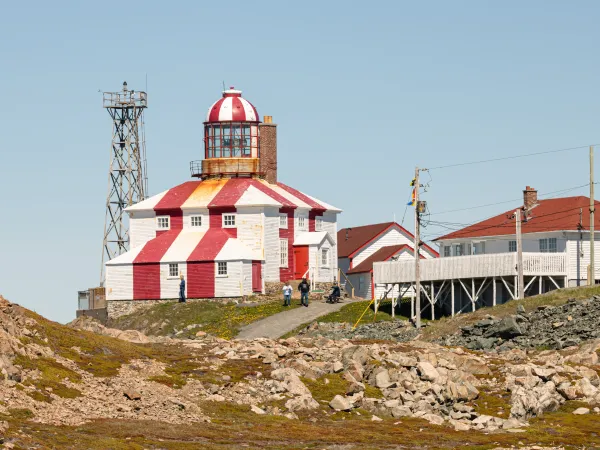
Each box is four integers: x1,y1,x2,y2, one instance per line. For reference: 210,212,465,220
341,346,369,368
285,395,319,411
371,415,383,422
251,405,266,415
390,406,413,418
422,413,444,425
329,395,352,411
572,407,590,415
332,361,344,373
449,418,470,431
374,370,394,389
123,389,141,401
485,316,523,339
416,361,439,382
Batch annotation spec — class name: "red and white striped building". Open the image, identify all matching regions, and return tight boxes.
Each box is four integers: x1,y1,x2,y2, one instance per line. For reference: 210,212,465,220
105,88,341,305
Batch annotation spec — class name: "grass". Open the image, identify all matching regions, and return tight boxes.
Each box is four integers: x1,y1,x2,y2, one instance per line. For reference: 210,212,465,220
108,298,300,340
14,354,82,402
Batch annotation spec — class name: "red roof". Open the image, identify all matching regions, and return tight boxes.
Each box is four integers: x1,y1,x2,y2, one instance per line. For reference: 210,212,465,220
337,222,439,259
347,244,422,274
436,196,600,241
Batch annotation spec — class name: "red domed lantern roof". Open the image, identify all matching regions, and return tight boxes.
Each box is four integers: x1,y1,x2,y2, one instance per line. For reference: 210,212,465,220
205,87,259,123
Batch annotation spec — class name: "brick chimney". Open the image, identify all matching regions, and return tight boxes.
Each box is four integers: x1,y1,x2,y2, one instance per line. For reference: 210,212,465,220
523,186,538,211
259,116,277,184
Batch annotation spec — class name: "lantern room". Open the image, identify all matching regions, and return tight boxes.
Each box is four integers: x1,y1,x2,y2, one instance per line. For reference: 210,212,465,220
191,87,263,179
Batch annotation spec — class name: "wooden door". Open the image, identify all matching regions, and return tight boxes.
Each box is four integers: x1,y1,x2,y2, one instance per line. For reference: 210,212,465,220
293,246,309,279
252,261,262,293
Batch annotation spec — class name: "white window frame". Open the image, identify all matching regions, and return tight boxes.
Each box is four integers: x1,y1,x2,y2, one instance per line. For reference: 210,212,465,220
548,237,557,253
190,215,202,227
279,214,288,229
280,239,288,268
472,241,485,255
509,240,517,252
443,246,451,257
157,216,170,230
315,216,323,231
168,263,179,278
454,243,464,256
321,247,330,267
297,214,308,231
358,275,364,291
222,214,236,228
217,261,228,277
539,238,548,253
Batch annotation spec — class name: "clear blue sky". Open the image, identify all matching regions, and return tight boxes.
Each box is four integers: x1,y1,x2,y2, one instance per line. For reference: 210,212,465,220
1,1,599,323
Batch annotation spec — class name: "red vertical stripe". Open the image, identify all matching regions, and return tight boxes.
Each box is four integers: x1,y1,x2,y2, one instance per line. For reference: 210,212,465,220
154,181,200,211
231,96,245,121
309,211,321,232
187,262,215,297
134,231,181,263
209,178,252,207
207,97,226,122
249,180,296,207
187,229,230,261
276,182,325,211
133,264,161,300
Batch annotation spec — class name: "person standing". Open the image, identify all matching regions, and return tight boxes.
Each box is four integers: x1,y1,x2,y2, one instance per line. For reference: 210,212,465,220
298,278,310,307
179,274,186,303
282,281,292,306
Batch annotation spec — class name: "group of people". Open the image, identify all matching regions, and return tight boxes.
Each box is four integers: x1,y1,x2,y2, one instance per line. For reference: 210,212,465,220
282,279,342,307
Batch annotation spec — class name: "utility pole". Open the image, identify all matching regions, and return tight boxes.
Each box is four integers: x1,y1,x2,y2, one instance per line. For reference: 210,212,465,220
590,145,595,285
414,167,421,328
516,208,524,299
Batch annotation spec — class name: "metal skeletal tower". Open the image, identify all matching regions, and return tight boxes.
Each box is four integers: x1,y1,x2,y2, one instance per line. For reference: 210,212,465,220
100,81,148,285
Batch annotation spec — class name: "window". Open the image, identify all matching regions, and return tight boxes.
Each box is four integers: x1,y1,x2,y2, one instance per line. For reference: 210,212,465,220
473,242,485,255
157,216,170,230
298,215,307,231
168,263,179,277
466,243,472,255
321,248,330,267
280,239,288,267
191,216,202,227
358,275,364,291
217,262,228,276
454,243,464,256
279,214,288,229
443,246,451,257
540,238,557,253
222,214,236,228
315,217,323,231
509,240,517,252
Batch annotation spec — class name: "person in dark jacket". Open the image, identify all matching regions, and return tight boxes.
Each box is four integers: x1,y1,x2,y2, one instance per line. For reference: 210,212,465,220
298,278,310,307
327,282,341,303
179,274,186,303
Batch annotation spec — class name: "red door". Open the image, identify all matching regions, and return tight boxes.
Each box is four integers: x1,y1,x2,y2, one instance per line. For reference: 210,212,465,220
293,246,309,279
252,261,262,293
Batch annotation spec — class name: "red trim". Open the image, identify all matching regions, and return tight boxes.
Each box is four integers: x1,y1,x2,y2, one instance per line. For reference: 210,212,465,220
133,230,181,264
208,178,252,207
347,244,424,275
209,207,237,237
133,264,161,300
249,180,296,208
276,182,325,211
154,181,200,211
188,229,231,261
208,97,226,122
231,96,245,121
187,262,214,297
252,261,262,293
308,211,320,232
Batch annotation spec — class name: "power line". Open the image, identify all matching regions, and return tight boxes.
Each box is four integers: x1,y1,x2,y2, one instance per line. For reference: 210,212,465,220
425,144,595,171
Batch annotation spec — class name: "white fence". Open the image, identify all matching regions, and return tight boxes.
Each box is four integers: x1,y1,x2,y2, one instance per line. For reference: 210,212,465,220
374,252,567,284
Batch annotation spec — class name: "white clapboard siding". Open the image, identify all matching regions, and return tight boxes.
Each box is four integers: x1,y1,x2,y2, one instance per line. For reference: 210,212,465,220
374,252,567,284
105,265,133,300
321,213,339,279
160,262,187,299
264,207,280,282
242,261,253,295
182,209,209,232
237,207,264,255
353,228,410,267
347,272,371,299
215,261,243,297
130,212,156,248
566,240,600,282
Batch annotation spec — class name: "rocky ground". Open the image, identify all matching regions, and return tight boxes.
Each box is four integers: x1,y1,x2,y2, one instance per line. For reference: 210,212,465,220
1,294,600,448
296,320,420,342
441,295,600,351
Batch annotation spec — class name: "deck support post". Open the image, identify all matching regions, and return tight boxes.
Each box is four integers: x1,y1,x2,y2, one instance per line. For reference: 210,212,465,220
431,281,435,320
539,276,542,295
514,276,518,299
451,279,455,316
411,283,414,321
493,276,496,306
391,283,396,319
471,278,476,312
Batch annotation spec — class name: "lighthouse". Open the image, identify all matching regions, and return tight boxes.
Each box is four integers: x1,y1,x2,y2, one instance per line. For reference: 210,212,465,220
104,87,341,317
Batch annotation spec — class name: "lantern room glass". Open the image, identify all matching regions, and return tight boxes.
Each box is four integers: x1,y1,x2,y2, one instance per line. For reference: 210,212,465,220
205,122,259,159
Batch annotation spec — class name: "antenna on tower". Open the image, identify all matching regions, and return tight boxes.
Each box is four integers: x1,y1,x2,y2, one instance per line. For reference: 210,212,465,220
222,80,226,91
100,81,148,285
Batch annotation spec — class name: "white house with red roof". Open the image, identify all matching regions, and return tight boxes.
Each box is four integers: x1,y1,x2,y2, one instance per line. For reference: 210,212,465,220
337,222,438,299
104,88,340,313
374,186,599,319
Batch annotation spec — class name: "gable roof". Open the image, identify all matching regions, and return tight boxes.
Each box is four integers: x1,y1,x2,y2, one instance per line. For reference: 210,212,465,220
337,222,439,259
347,244,423,274
294,231,334,246
435,196,600,241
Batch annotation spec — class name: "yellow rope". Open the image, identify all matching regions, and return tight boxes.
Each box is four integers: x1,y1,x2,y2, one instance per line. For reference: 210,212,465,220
352,299,375,330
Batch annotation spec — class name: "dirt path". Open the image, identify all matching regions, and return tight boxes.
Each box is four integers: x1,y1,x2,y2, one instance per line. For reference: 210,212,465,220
236,299,348,339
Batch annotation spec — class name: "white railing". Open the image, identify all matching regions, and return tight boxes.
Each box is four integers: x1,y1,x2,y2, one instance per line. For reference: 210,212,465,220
374,252,567,284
